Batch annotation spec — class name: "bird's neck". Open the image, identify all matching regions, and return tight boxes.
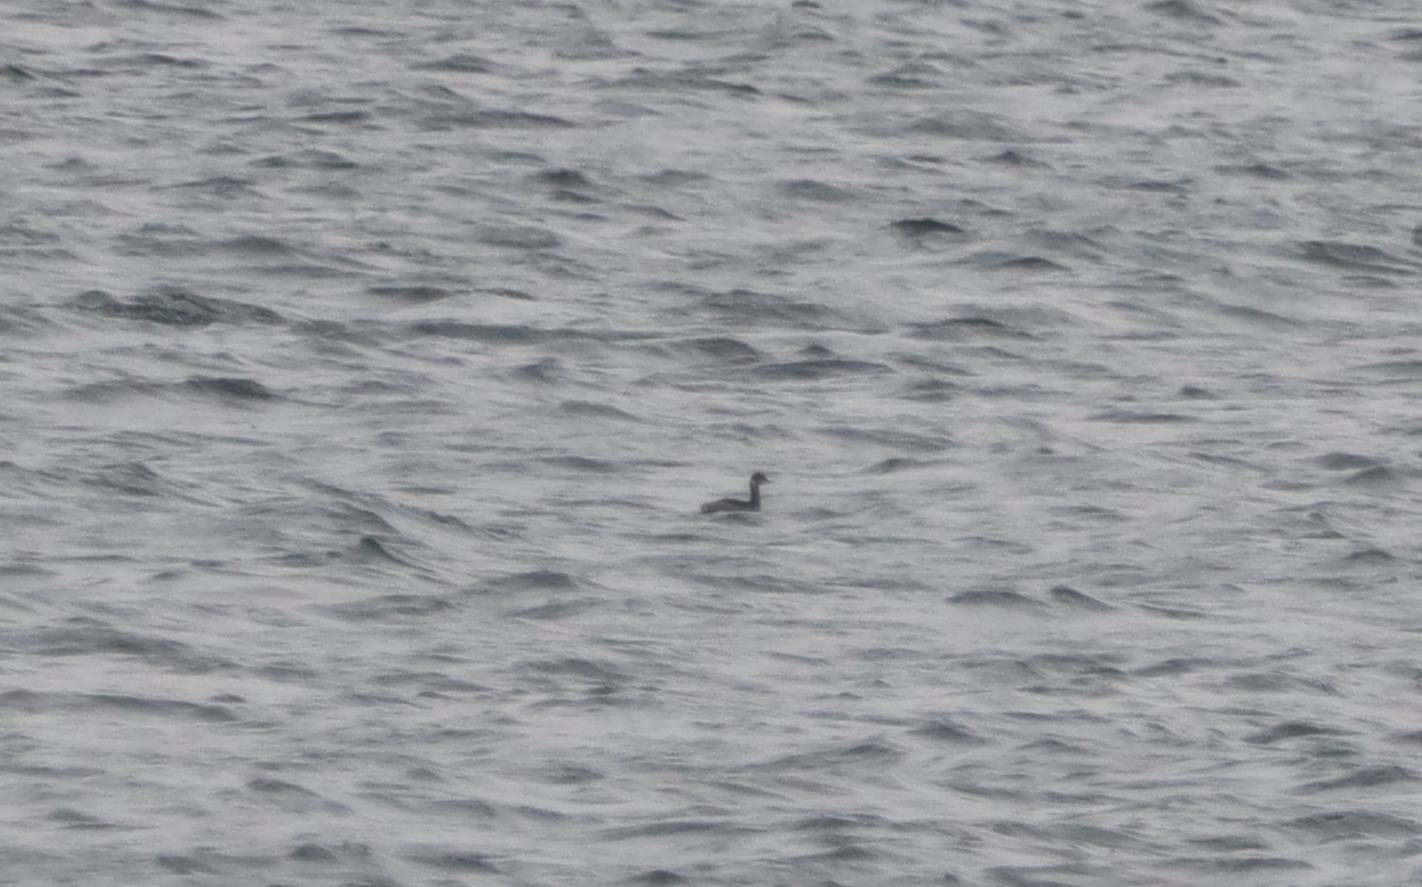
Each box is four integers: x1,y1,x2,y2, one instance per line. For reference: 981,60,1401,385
749,482,761,506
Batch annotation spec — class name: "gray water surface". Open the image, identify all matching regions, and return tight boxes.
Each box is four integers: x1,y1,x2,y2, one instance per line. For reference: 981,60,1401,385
4,1,1422,884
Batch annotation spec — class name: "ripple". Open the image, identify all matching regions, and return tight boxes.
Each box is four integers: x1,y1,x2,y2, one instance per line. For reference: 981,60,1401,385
1298,765,1417,793
1246,721,1343,745
959,251,1068,272
366,284,456,302
909,718,985,744
1047,585,1115,611
405,849,500,873
750,359,893,381
948,590,1044,610
0,689,237,723
890,217,968,240
183,376,277,401
681,336,761,362
1285,810,1420,838
430,109,577,129
908,317,1031,340
482,570,580,592
702,288,835,325
414,53,496,73
72,288,283,326
559,400,641,421
1300,240,1416,274
329,593,455,621
477,225,561,249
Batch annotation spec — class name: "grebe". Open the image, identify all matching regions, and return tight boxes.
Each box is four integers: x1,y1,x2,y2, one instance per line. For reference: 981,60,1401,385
700,472,770,514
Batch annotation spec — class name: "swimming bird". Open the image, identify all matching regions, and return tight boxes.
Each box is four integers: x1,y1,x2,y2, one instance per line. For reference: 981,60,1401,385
700,472,770,514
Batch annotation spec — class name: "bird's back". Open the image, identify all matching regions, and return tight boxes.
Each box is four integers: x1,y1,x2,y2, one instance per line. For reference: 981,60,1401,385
700,497,754,514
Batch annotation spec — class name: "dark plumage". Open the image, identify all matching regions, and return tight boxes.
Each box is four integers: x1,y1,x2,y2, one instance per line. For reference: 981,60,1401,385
700,472,770,514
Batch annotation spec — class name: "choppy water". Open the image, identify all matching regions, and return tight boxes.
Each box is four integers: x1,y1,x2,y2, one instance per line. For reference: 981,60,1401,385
4,1,1422,884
